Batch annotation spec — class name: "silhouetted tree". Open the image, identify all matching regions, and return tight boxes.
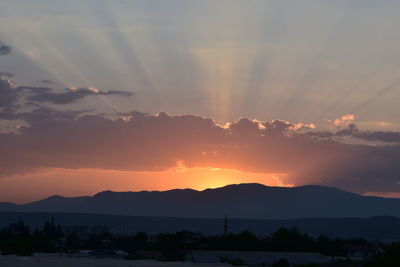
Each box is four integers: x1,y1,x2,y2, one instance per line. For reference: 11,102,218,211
364,242,400,267
268,227,314,252
272,259,290,267
66,232,80,252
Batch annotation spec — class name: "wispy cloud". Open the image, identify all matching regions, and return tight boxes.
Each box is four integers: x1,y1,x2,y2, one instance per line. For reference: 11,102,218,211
20,86,133,104
0,78,133,112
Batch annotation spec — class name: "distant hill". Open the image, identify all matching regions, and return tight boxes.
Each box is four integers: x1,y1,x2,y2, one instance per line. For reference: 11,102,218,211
1,183,400,219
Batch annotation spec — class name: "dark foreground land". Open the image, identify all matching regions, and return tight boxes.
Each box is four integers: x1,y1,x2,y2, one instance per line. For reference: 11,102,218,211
1,212,400,240
0,256,232,267
2,218,400,266
0,255,360,267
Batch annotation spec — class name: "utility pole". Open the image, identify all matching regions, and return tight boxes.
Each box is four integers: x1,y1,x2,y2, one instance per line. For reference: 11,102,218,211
224,216,228,235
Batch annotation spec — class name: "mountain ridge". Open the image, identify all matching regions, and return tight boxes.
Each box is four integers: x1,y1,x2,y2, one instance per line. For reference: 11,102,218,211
1,183,399,219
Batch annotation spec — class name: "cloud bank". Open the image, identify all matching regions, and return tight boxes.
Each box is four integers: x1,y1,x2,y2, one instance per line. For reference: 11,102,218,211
0,104,399,194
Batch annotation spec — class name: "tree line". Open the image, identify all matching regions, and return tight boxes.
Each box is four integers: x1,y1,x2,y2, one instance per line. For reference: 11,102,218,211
0,220,399,266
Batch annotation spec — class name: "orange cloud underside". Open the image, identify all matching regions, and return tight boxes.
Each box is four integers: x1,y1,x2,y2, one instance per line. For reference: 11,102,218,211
0,166,289,204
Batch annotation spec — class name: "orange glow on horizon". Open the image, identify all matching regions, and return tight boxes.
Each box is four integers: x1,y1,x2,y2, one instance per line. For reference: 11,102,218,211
0,165,289,204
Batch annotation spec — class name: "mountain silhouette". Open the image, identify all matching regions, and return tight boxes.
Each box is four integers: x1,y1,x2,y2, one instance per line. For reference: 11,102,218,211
1,183,400,219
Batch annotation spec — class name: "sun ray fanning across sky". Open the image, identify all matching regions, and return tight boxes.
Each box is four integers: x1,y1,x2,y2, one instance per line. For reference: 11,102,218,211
1,0,400,202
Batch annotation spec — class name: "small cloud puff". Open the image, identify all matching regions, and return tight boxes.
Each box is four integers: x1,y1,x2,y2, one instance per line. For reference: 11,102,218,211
0,42,12,55
329,114,355,128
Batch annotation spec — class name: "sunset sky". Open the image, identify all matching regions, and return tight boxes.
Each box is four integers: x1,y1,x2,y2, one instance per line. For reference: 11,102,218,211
1,0,400,203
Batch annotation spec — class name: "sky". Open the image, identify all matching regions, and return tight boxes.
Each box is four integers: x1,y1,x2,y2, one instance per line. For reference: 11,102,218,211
1,0,400,203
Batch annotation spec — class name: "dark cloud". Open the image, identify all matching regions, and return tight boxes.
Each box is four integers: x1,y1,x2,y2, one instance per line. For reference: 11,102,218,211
0,79,18,109
20,86,132,104
0,42,12,55
38,80,52,84
0,72,14,79
308,123,400,143
353,131,400,143
0,110,399,194
0,81,133,109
